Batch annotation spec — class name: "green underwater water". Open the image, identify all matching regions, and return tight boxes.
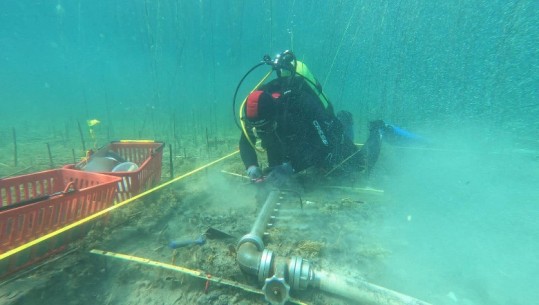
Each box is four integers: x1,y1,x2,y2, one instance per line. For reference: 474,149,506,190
1,1,538,304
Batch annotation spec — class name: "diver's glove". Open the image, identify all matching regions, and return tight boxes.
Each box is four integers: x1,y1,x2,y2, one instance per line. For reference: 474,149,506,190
247,165,263,181
266,162,294,188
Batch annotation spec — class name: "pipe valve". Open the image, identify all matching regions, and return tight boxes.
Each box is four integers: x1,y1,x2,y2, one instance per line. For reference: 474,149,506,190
262,275,290,305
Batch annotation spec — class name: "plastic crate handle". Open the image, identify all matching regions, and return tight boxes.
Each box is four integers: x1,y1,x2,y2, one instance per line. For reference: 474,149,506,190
0,182,77,212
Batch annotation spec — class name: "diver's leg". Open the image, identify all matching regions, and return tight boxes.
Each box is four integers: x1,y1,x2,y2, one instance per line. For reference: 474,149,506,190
337,110,354,142
326,115,383,176
348,120,384,174
362,124,383,173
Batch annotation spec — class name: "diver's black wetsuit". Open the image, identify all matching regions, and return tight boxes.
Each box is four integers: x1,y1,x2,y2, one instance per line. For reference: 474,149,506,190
239,76,381,175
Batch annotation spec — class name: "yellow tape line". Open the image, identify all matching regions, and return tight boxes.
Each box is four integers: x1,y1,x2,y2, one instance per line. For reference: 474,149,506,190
90,249,308,305
0,150,239,260
118,140,156,143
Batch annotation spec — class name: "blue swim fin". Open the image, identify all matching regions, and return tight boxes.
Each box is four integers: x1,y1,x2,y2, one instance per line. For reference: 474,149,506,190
383,124,427,145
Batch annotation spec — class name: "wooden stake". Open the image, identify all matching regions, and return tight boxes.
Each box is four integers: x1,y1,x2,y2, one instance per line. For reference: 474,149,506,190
192,109,197,147
72,148,77,164
206,127,210,155
77,121,86,152
169,144,174,180
46,143,54,168
172,112,178,149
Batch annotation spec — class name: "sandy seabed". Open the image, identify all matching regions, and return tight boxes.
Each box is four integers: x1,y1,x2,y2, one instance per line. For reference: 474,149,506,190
0,134,390,305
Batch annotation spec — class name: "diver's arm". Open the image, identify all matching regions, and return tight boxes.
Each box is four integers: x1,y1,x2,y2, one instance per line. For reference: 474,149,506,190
239,132,259,169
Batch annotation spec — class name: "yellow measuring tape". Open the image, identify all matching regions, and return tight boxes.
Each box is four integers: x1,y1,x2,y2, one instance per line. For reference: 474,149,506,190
90,249,309,305
0,150,239,260
118,140,156,143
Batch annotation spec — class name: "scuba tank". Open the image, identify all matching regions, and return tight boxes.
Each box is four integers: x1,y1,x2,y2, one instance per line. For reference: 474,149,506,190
278,59,331,111
233,50,333,130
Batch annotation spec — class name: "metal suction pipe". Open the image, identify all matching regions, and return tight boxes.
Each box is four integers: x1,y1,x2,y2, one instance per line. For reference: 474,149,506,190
315,270,433,305
237,190,280,275
238,190,280,251
250,190,280,247
237,190,432,305
236,242,263,275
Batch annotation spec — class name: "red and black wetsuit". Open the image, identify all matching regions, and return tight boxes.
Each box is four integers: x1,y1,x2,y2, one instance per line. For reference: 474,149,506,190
239,75,380,175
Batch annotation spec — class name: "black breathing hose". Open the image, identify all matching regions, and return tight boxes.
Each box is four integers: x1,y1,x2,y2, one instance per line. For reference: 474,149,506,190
232,51,301,130
232,61,267,129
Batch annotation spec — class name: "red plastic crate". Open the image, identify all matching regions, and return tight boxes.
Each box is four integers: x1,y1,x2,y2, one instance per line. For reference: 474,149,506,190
0,169,120,254
66,141,164,202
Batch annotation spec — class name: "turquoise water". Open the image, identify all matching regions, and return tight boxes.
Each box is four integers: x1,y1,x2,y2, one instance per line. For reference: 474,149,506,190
1,1,538,304
373,140,539,304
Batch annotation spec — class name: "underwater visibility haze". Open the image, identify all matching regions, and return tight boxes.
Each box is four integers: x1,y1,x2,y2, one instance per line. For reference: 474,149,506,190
0,1,538,305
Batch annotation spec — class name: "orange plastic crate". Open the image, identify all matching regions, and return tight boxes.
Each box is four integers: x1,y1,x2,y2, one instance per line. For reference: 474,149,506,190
0,168,121,254
66,141,164,202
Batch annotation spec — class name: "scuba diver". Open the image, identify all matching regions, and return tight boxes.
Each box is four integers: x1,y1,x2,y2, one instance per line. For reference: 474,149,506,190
235,50,392,186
